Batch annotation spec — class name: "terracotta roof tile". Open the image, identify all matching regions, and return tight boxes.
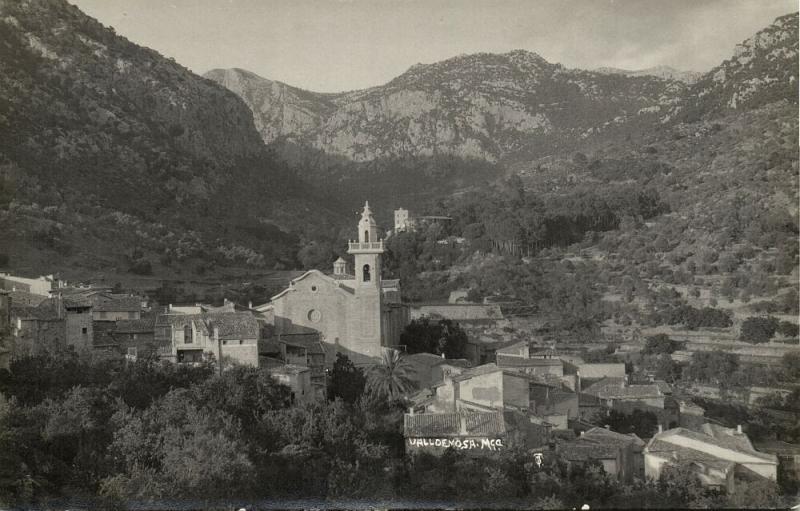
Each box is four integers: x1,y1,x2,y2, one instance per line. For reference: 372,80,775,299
404,411,506,437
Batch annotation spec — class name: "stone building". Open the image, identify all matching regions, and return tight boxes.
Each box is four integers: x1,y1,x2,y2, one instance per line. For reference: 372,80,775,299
644,424,778,493
265,363,314,406
155,311,260,367
270,202,409,365
558,427,645,483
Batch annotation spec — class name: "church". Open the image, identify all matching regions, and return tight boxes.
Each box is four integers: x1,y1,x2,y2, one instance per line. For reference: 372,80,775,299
270,202,409,364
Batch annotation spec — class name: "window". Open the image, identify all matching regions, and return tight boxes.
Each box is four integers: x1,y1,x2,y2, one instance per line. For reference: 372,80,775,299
184,325,192,343
364,230,370,242
81,327,87,334
362,264,371,282
311,285,318,293
307,309,322,323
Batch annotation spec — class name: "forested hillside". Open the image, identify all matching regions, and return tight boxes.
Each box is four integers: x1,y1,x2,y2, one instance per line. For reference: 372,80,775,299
0,0,343,279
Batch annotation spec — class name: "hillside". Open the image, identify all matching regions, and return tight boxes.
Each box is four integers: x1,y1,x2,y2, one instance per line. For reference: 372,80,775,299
207,13,797,218
0,0,344,279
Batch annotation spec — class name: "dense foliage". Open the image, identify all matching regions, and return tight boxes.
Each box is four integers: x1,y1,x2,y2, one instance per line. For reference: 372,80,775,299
399,319,468,359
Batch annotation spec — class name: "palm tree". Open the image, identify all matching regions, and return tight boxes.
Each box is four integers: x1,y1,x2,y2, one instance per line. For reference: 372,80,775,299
365,348,416,402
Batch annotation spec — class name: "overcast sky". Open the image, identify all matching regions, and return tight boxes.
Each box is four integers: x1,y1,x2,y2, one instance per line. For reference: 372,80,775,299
69,0,795,93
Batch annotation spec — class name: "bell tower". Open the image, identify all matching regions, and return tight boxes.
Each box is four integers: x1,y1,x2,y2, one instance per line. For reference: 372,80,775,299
346,201,385,359
349,201,384,289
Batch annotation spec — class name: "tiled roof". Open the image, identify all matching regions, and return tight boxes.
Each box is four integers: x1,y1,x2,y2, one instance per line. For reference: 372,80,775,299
404,411,506,437
581,427,645,447
94,296,142,312
496,354,562,367
279,333,325,354
559,441,618,461
647,427,777,463
452,363,502,382
114,316,156,333
404,352,448,369
206,313,259,339
7,290,47,307
578,363,626,379
267,364,310,375
584,382,662,401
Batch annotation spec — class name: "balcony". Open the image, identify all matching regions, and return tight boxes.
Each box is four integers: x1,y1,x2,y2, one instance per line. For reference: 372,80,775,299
348,240,385,252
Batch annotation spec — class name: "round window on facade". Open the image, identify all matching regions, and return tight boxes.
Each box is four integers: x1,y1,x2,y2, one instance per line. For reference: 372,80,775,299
311,285,318,293
308,309,322,323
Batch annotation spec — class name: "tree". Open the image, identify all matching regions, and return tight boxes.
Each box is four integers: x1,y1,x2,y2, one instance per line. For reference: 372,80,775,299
641,334,682,355
725,479,783,509
601,409,659,439
740,316,780,343
365,349,416,403
685,351,740,385
328,353,366,404
400,318,468,359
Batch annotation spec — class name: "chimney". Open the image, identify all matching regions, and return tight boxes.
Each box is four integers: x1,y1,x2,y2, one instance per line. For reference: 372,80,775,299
168,303,172,312
604,424,610,430
248,300,253,309
409,407,415,416
580,431,584,436
736,424,742,434
657,424,663,434
441,352,446,359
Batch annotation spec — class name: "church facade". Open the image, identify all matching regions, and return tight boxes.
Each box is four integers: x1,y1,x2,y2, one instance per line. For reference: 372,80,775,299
270,202,409,364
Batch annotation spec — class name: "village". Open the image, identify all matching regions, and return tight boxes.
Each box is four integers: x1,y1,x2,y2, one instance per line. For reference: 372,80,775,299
1,202,797,501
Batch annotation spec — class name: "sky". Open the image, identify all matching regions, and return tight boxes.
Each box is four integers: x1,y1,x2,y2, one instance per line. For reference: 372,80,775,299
69,0,796,93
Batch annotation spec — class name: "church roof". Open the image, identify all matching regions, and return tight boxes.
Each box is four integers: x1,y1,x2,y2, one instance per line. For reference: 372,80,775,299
271,269,357,300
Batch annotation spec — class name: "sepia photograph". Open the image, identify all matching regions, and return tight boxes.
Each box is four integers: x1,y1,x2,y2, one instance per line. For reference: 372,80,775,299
0,0,798,509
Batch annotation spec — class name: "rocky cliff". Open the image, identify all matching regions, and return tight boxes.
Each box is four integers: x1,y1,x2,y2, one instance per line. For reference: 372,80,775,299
206,51,686,163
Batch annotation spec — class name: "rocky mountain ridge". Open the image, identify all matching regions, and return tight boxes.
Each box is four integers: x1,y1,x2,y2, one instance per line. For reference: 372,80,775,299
594,65,702,84
206,51,686,163
207,13,798,166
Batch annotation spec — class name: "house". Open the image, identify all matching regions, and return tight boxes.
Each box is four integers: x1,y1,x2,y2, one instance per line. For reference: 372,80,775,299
530,380,579,429
496,340,529,358
92,296,142,321
404,411,508,455
577,363,626,389
9,297,66,357
644,424,778,493
265,363,314,406
269,202,409,365
155,311,260,367
261,331,328,399
582,377,680,428
558,427,645,482
0,273,60,296
429,363,531,413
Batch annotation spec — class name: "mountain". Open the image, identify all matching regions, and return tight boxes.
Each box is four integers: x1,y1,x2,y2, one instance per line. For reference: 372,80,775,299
594,65,702,84
206,52,686,164
677,12,798,121
208,13,797,170
0,0,342,278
